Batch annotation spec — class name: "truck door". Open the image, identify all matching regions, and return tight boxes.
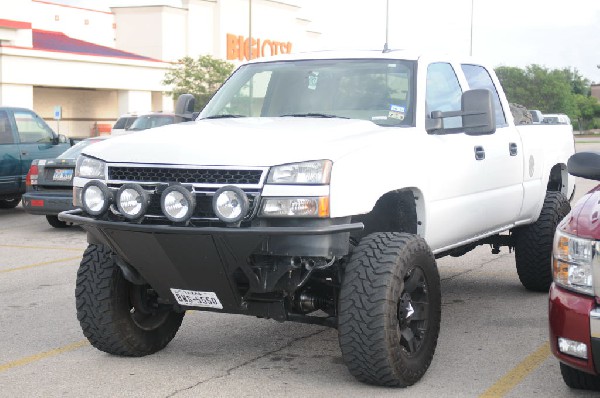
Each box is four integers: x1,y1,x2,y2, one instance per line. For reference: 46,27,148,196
11,109,69,189
423,62,523,250
0,110,21,196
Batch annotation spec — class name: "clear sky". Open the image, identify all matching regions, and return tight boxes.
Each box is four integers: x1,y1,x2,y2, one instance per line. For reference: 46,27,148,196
55,0,600,83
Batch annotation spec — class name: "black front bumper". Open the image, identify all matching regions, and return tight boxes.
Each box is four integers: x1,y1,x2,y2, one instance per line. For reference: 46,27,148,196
60,210,362,320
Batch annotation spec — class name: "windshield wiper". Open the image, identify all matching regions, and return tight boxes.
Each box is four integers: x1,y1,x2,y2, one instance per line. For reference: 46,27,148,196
202,114,247,119
280,113,349,119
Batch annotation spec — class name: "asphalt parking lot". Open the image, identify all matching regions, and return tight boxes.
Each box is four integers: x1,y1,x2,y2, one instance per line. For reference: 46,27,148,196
2,141,600,397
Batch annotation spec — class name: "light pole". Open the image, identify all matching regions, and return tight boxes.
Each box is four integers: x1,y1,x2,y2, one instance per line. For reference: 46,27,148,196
248,0,252,59
469,0,474,56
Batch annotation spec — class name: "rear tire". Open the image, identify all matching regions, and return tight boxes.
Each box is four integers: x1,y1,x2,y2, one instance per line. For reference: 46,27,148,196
76,244,184,356
560,362,600,390
0,197,20,209
338,232,441,387
46,215,71,228
514,191,570,291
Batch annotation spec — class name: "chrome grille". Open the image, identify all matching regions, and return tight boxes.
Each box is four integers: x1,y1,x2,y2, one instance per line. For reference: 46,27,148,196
108,166,263,185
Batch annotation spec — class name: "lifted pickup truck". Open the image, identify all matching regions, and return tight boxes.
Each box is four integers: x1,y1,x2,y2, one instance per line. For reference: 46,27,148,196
0,107,70,208
61,50,575,387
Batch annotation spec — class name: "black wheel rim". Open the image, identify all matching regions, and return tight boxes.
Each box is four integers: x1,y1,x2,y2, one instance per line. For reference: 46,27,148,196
397,266,429,356
128,284,170,331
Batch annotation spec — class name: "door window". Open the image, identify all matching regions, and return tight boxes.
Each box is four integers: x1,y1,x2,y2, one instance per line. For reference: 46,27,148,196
426,63,463,128
0,111,14,144
14,111,55,144
461,64,507,127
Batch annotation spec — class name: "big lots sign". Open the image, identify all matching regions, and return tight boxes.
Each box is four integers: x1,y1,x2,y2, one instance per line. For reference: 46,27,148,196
226,33,292,61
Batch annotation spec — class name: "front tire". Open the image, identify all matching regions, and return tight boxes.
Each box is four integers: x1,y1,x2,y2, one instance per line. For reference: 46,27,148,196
338,232,441,387
75,244,184,356
560,363,600,390
514,191,570,291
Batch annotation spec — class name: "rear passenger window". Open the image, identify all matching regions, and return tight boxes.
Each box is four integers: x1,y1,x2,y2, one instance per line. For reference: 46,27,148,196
426,63,463,128
0,111,14,144
14,110,55,144
461,64,507,127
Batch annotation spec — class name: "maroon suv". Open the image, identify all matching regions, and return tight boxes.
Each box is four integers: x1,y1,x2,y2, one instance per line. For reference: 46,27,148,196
550,151,600,390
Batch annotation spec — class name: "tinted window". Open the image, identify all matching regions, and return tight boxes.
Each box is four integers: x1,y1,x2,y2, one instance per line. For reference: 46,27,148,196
113,116,137,130
426,63,463,128
461,64,507,127
128,115,175,131
14,110,55,143
0,111,14,144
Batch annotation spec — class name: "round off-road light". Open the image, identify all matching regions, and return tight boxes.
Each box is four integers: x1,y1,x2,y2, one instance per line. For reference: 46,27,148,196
81,180,111,216
116,183,149,220
161,185,196,222
212,186,249,224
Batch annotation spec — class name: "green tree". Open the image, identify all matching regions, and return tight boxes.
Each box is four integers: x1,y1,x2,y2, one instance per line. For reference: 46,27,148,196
496,64,576,117
163,55,235,111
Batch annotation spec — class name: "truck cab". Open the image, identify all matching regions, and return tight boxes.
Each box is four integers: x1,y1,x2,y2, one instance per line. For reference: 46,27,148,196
0,107,70,208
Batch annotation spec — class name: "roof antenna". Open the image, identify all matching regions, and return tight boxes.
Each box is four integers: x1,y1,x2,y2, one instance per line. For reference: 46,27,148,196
382,0,390,53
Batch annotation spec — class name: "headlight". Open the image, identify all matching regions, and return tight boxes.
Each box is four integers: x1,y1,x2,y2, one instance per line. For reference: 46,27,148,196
76,156,106,179
260,197,329,217
553,229,595,295
267,160,332,184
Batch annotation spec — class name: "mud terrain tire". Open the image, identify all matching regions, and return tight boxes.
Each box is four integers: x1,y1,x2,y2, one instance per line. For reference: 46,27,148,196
76,244,184,356
338,232,441,387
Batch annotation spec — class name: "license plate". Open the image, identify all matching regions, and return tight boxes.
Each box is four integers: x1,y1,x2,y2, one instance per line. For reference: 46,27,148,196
53,168,73,181
170,288,223,309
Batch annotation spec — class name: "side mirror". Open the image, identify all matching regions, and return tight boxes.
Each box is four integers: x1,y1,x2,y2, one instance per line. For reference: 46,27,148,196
568,152,600,181
426,89,496,135
174,94,196,123
58,134,68,144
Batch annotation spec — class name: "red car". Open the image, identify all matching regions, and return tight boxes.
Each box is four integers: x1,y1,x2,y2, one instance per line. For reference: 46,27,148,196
550,151,600,390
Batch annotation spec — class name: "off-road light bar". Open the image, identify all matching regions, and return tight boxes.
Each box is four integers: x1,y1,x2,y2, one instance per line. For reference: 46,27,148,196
212,185,249,224
161,185,196,223
116,183,150,220
81,180,111,216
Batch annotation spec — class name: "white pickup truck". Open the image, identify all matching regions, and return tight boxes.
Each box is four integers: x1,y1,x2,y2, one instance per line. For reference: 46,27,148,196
60,50,575,387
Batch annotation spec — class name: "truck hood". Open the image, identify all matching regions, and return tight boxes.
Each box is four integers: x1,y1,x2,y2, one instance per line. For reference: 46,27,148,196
84,118,394,166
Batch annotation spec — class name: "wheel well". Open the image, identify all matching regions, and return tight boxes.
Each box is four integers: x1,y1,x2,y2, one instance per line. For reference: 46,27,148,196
351,189,419,241
547,164,567,194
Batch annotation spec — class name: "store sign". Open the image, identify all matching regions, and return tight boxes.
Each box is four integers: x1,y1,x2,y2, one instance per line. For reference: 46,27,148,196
226,33,292,61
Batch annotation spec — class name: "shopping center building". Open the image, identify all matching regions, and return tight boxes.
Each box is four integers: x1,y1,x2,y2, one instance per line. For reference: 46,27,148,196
0,0,321,137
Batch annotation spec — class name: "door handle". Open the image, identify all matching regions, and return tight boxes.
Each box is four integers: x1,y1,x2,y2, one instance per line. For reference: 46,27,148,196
509,142,518,156
21,151,28,156
474,146,485,160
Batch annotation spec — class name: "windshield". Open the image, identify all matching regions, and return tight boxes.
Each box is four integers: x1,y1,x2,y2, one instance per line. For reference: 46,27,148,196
200,59,416,127
128,115,175,131
58,137,107,159
113,116,137,130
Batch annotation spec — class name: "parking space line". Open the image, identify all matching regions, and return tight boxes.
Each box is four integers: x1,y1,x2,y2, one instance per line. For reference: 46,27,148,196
0,244,84,252
479,342,551,398
0,256,81,273
0,340,89,373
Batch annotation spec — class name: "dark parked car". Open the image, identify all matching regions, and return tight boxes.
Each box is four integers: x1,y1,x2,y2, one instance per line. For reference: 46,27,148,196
22,136,109,228
0,107,70,208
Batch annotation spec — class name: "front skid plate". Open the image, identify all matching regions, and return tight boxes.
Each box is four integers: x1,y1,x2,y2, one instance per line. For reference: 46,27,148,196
61,210,363,317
